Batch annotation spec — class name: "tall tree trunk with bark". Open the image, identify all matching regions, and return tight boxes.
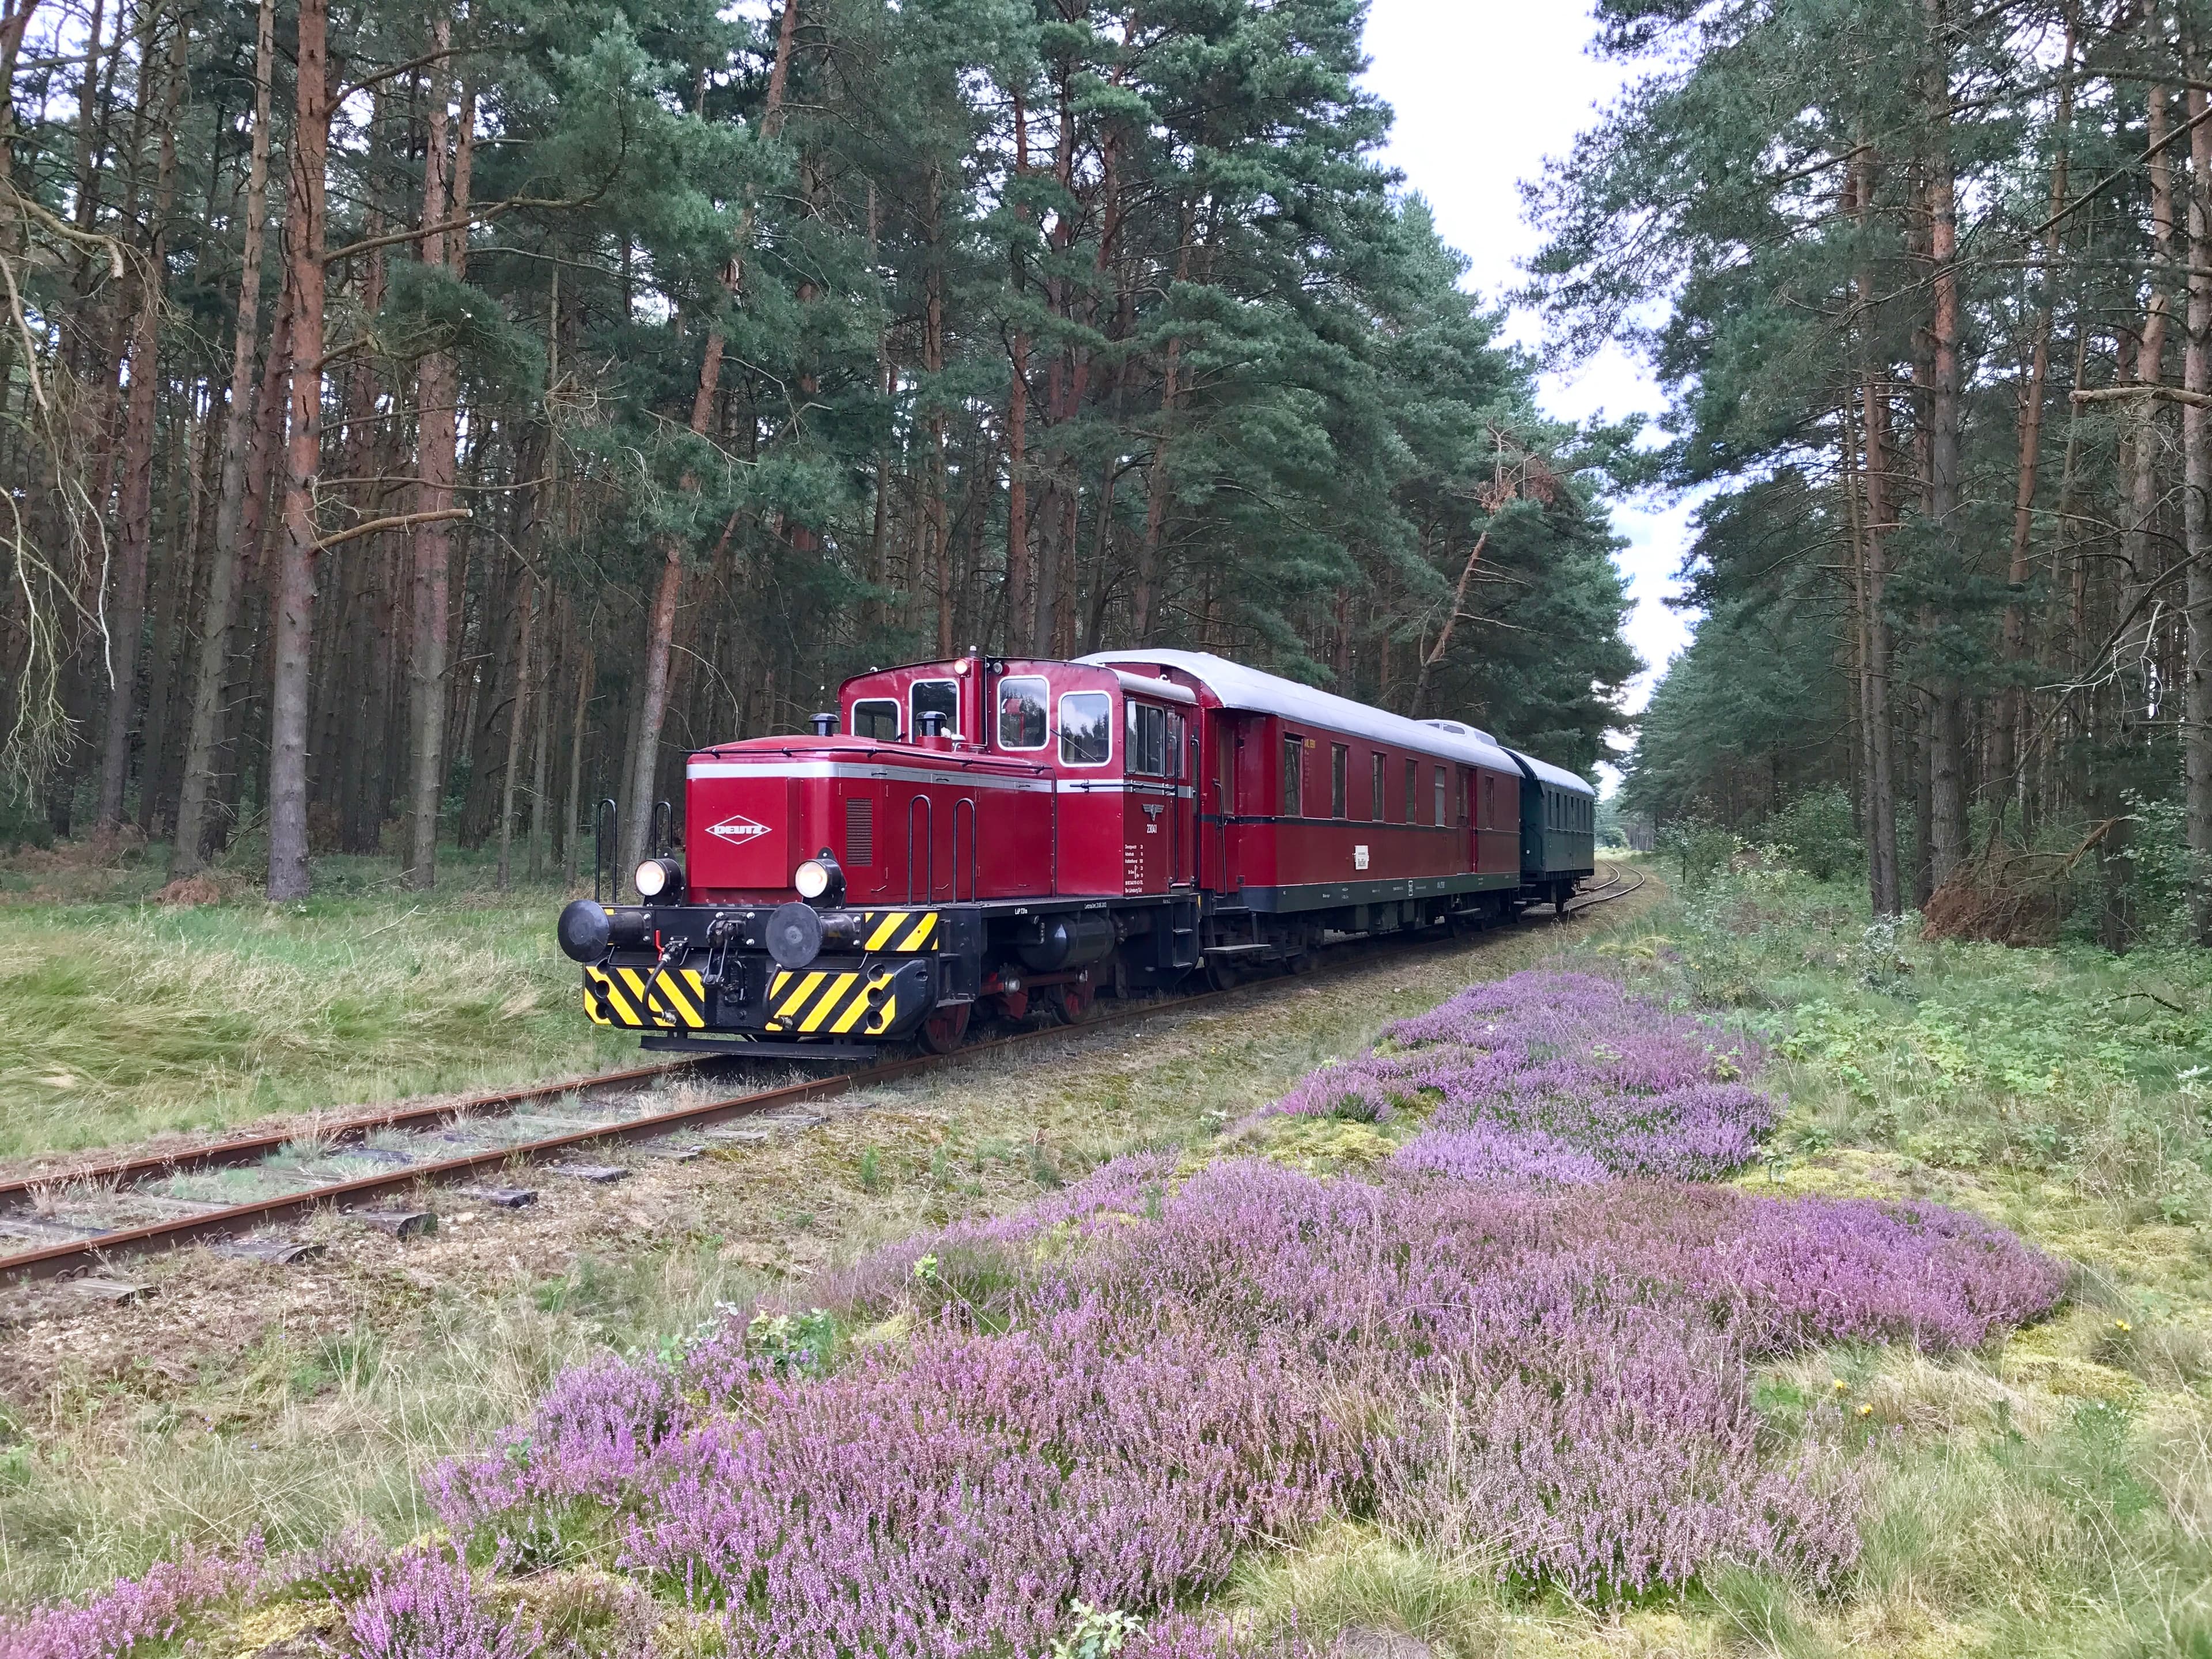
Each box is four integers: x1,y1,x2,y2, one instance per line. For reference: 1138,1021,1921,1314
97,15,182,829
2183,83,2212,940
266,0,330,899
1995,18,2074,813
403,40,474,889
1923,0,1969,891
172,0,275,874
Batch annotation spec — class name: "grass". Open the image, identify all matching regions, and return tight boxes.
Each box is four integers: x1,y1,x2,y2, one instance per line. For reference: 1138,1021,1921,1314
0,873,1647,1611
10,853,2212,1657
0,842,634,1159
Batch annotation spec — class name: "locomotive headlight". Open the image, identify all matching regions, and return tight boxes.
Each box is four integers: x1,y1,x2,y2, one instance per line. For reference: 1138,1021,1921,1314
633,857,683,900
793,849,844,904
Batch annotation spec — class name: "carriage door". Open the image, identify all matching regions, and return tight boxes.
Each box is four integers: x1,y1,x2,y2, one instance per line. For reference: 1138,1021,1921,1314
1171,713,1196,887
1209,714,1244,894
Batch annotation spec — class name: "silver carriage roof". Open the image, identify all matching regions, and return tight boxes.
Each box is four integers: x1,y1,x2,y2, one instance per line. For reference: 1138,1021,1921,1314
1080,649,1520,775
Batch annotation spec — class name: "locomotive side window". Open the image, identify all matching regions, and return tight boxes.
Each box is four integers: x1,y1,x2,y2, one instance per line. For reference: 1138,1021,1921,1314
1434,766,1446,827
853,698,900,741
1167,711,1185,778
1282,736,1304,817
1370,752,1385,820
1331,745,1348,817
911,678,960,737
1059,691,1112,765
1404,758,1417,823
1128,702,1171,775
997,676,1049,749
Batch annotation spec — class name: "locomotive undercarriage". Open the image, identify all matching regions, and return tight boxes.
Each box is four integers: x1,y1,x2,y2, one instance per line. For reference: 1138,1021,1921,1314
563,876,1570,1058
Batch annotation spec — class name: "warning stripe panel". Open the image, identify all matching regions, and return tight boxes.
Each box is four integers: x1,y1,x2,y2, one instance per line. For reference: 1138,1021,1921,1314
765,966,905,1035
856,911,940,953
582,967,707,1030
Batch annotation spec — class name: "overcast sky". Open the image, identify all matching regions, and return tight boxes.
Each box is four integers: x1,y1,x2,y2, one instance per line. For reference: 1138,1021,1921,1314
1359,1,1695,777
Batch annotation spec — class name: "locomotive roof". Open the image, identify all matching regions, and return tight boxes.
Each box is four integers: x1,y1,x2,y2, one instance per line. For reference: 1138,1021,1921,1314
1080,649,1524,775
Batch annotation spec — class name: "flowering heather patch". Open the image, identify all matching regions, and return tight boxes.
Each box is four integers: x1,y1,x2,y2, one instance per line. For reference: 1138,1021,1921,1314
0,969,2068,1654
347,1548,539,1659
1270,972,1774,1183
0,1544,255,1659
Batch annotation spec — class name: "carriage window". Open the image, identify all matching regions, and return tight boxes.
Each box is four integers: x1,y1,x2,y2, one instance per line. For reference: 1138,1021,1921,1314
1482,775,1496,825
852,698,900,741
1457,769,1470,825
1128,702,1171,776
997,676,1049,748
1404,758,1417,823
911,678,960,737
1059,691,1111,765
1370,752,1385,820
1282,736,1304,817
1331,745,1349,817
1434,766,1447,827
1167,711,1185,779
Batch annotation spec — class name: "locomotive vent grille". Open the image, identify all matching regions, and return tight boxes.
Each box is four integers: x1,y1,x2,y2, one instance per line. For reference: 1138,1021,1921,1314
844,797,873,866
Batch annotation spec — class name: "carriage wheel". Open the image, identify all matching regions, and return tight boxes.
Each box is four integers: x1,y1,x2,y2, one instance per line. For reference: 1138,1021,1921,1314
1047,978,1097,1025
917,1001,972,1055
994,987,1031,1022
1203,956,1243,993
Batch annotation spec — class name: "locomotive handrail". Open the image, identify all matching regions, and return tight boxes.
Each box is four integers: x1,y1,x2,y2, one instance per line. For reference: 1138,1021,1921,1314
593,798,618,902
952,796,976,902
650,799,673,860
907,794,933,904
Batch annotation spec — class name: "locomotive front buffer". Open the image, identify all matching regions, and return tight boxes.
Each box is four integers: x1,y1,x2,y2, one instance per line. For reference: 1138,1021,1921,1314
558,877,986,1059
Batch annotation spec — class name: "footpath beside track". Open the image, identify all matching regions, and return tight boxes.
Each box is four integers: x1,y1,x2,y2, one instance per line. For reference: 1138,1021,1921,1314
1,868,1645,1290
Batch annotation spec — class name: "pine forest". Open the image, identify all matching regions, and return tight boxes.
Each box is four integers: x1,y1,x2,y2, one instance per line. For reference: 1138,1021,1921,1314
1560,0,2212,944
0,0,1637,899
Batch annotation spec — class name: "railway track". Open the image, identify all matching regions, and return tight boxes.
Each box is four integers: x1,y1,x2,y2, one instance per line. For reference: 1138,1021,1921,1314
1,866,1650,1291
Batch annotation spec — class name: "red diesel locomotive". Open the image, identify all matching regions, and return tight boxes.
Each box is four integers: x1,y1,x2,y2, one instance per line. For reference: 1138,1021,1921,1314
556,649,1599,1056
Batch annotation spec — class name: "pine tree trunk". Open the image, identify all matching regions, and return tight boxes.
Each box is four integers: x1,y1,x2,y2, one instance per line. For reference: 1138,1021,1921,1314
173,0,274,877
1923,0,1968,889
498,579,535,888
97,20,183,830
563,642,593,888
403,43,472,889
1997,28,2073,817
2183,85,2212,941
265,0,329,900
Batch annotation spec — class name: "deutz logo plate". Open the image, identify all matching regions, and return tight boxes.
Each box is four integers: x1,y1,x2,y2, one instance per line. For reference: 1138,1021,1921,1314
706,813,770,842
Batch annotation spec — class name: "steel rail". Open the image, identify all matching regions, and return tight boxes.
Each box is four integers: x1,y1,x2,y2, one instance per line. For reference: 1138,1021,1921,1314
2,870,1651,1287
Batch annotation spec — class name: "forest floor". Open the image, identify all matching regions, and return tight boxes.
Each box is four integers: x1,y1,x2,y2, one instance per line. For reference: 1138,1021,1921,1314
4,857,2210,1658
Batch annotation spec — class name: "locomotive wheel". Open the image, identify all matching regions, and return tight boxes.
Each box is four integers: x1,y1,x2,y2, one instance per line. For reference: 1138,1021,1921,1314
917,1001,972,1055
1204,956,1243,993
994,987,1031,1022
1046,978,1097,1025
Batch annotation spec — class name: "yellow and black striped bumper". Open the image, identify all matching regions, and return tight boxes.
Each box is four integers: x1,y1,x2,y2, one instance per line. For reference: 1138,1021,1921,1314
763,957,931,1036
850,909,941,952
584,965,711,1030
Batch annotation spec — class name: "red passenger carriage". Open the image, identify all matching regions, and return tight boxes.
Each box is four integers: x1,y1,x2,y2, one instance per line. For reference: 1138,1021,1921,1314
557,649,1594,1054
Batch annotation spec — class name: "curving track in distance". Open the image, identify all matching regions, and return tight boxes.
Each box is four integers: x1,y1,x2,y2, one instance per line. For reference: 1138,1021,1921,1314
1,865,1649,1289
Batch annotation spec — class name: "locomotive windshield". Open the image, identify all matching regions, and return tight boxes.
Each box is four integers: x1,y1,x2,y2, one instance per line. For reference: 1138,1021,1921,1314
1059,692,1112,764
997,677,1049,748
911,679,960,736
853,698,899,740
